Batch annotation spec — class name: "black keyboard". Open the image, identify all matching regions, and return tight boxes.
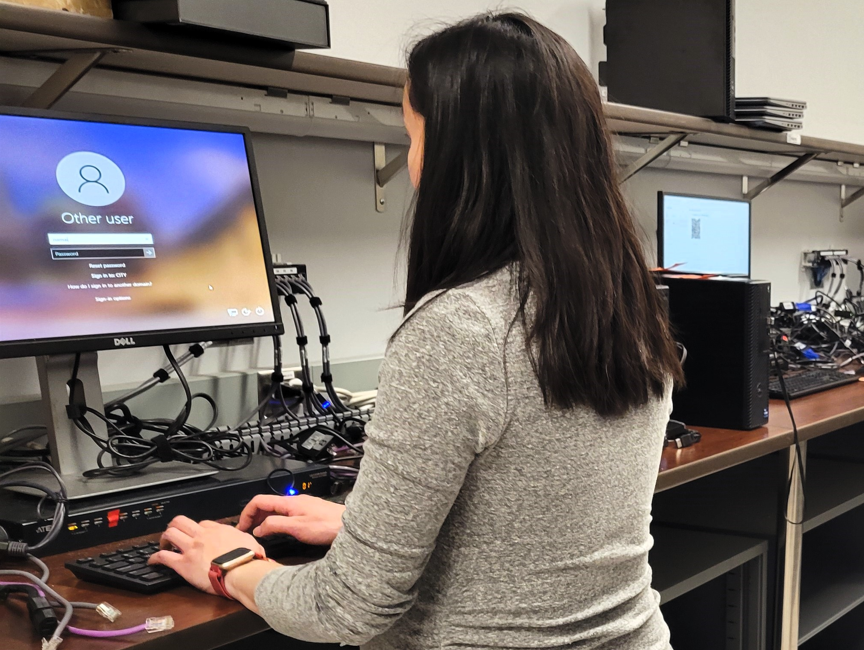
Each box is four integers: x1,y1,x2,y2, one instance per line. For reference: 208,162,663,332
769,369,859,400
66,528,312,594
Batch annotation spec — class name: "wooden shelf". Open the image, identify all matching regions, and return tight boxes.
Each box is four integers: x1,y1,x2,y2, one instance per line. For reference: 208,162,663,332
803,457,864,532
2,3,864,165
650,525,767,604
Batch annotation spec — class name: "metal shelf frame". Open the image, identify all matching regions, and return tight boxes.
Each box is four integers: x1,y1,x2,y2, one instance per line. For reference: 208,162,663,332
2,2,864,204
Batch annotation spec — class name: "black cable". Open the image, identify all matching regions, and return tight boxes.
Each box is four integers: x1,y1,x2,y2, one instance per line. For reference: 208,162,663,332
69,347,252,478
266,467,295,495
771,342,806,527
105,342,211,408
285,277,349,412
276,279,329,416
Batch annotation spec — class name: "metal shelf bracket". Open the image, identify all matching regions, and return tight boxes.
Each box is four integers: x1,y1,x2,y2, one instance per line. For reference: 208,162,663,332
743,152,819,201
840,184,864,222
21,49,113,109
620,133,689,183
373,144,408,212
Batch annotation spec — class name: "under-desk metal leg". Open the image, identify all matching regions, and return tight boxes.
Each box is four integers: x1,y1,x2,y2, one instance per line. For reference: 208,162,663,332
780,442,806,650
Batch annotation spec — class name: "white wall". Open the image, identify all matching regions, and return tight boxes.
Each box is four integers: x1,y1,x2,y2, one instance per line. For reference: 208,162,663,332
321,0,864,144
735,0,864,145
320,1,599,70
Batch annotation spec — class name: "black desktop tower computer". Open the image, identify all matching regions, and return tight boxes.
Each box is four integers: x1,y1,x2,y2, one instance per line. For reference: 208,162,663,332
602,0,735,120
662,275,770,430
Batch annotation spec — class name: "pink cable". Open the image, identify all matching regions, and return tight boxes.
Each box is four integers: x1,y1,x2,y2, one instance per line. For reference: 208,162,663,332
0,581,148,637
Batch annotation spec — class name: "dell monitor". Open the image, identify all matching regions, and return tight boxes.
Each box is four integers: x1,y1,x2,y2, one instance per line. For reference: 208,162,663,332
657,192,751,276
0,108,283,497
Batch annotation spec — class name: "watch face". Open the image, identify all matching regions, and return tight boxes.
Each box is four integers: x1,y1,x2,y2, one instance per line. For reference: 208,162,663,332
212,547,254,568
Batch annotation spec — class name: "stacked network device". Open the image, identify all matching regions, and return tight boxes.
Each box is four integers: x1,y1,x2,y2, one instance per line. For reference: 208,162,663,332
734,97,807,132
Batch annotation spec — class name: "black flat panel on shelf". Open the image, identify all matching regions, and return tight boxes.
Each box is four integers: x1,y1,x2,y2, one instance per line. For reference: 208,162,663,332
113,0,331,49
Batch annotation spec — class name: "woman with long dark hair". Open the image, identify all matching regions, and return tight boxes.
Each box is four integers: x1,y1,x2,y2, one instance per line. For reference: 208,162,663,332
152,12,683,649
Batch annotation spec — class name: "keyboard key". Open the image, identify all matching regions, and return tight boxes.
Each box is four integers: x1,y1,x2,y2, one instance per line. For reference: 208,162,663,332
76,557,93,564
129,568,151,577
90,559,109,567
140,572,165,582
122,553,139,559
133,544,149,550
116,547,133,554
116,563,145,574
102,561,129,571
99,552,115,558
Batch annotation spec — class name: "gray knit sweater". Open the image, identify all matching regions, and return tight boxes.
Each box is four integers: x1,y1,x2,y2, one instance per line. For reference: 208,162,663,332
255,268,673,649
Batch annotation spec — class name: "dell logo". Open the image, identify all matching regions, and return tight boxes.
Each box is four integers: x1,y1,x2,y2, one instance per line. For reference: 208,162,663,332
114,337,137,347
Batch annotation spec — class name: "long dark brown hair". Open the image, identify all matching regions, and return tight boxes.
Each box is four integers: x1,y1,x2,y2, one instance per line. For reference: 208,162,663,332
404,12,684,417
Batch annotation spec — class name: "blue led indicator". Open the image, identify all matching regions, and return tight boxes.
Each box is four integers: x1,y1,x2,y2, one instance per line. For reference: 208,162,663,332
322,400,332,409
287,488,297,496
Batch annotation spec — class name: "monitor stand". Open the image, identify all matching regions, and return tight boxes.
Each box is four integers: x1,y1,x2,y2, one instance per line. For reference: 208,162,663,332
29,352,216,501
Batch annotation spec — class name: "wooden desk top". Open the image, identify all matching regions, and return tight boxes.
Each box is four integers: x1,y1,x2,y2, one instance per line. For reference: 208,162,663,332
1,531,320,650
5,382,864,649
657,379,864,491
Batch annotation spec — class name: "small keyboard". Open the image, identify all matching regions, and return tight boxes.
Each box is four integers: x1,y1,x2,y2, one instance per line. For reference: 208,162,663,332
769,369,859,400
66,526,311,594
67,541,178,594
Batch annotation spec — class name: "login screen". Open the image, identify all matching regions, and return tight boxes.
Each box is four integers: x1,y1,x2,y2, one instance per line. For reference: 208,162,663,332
0,113,275,344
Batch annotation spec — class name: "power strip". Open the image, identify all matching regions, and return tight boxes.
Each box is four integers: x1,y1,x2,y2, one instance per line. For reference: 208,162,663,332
214,407,375,452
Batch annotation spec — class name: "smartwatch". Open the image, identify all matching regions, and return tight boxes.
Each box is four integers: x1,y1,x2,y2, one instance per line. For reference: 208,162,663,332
208,547,265,599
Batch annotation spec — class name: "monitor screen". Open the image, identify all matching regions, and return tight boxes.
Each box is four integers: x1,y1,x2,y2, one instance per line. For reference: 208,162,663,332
0,110,282,358
658,192,751,276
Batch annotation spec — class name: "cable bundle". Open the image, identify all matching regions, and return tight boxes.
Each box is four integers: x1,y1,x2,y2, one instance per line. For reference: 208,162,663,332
68,347,253,478
771,284,864,371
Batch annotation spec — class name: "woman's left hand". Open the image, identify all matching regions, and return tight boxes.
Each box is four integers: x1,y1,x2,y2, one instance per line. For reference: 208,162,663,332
149,516,266,595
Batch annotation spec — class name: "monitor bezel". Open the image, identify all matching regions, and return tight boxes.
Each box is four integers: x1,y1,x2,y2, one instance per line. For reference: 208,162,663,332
0,106,284,359
657,191,752,277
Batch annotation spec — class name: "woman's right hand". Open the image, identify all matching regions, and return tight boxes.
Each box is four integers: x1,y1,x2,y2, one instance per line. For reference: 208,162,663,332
237,494,346,546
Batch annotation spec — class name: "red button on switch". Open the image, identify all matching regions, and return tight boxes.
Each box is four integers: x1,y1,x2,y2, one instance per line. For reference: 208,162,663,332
107,509,120,528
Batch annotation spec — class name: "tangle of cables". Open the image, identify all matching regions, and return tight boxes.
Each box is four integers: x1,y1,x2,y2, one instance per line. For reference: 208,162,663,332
260,272,369,485
68,347,253,478
771,268,864,372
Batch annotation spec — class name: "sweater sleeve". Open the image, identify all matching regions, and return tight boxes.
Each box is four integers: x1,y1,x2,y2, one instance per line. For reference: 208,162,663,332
254,291,507,645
